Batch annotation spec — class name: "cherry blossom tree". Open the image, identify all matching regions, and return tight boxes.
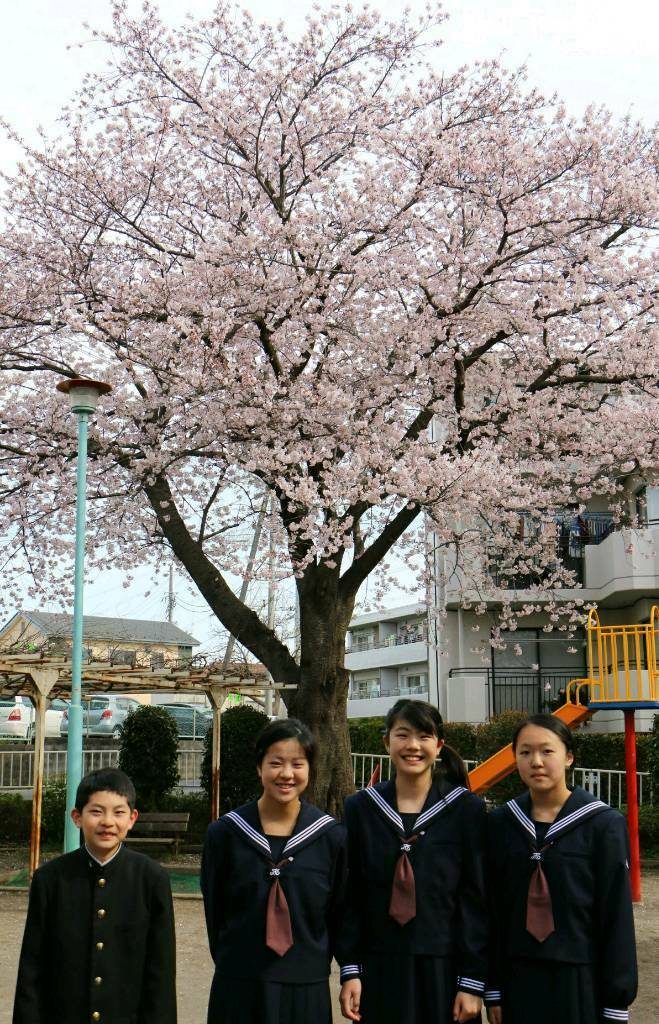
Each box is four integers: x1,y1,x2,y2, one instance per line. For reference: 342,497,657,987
0,2,657,810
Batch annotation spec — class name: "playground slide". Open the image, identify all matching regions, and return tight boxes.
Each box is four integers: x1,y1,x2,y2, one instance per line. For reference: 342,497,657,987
467,702,591,794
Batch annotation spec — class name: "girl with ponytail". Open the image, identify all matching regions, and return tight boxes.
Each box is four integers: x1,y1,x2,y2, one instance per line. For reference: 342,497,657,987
337,699,487,1024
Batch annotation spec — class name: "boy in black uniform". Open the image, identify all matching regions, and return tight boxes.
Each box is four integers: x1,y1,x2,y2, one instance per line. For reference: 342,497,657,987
13,767,177,1024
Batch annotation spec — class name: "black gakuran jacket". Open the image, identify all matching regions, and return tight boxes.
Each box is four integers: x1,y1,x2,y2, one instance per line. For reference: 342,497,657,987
13,845,176,1024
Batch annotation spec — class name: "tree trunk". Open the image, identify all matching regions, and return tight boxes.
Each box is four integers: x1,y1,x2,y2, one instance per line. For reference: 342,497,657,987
287,568,356,817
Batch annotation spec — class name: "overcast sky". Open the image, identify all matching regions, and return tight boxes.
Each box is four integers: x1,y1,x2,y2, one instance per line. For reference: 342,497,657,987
0,0,656,646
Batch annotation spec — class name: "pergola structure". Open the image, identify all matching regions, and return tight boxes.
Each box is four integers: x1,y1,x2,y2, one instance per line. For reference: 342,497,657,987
0,652,295,875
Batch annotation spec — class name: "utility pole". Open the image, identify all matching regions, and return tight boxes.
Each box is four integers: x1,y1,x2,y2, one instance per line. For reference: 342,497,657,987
265,494,276,717
222,492,269,670
167,565,175,623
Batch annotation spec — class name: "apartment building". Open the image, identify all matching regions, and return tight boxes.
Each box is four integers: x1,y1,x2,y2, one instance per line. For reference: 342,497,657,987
346,483,659,730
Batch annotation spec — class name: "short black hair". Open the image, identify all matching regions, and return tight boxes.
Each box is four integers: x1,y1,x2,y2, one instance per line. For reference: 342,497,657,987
254,718,316,770
74,768,137,812
512,713,575,756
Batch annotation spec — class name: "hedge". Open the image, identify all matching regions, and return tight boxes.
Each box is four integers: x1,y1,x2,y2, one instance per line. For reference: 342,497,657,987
118,705,179,810
348,712,657,806
201,704,269,813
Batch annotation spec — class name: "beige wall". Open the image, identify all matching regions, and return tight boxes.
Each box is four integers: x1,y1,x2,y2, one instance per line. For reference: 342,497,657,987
0,616,187,667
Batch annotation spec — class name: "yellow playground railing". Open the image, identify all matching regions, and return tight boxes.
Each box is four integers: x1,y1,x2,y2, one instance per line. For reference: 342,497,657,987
567,605,659,708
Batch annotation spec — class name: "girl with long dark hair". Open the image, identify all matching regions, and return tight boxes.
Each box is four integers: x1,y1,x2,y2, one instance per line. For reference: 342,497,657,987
485,713,637,1024
338,698,487,1024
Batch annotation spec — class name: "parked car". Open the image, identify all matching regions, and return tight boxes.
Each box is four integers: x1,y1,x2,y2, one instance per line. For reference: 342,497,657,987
60,694,142,739
0,697,70,741
161,703,213,740
0,696,33,740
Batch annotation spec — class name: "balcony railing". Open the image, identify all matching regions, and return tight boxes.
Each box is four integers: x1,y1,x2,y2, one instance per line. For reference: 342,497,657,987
348,683,428,701
347,629,428,654
488,512,616,589
447,666,587,718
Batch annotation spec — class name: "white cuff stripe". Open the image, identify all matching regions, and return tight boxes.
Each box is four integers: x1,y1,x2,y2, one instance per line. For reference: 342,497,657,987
485,990,502,1001
457,976,485,993
602,1011,628,1021
340,965,361,981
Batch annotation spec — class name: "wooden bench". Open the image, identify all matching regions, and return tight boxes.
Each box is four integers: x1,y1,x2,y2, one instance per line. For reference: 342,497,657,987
125,811,190,856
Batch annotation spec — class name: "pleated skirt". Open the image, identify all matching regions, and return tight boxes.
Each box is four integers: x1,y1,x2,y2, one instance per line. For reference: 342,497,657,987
501,959,598,1024
207,975,332,1024
360,954,480,1024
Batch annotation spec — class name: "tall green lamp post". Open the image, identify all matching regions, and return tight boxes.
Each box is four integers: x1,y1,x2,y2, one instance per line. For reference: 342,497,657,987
56,377,112,852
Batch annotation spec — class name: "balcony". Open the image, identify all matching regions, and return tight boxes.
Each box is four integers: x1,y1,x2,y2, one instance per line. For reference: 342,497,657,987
487,512,616,591
348,682,428,701
347,629,428,654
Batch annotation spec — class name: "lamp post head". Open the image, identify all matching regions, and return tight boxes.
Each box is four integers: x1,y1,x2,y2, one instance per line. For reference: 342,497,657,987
56,377,112,414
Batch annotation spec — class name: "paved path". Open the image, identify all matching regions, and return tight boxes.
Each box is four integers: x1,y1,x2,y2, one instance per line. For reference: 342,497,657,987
2,874,658,1023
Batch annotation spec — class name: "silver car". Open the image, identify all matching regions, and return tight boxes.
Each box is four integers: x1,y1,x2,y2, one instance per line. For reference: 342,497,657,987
60,694,142,739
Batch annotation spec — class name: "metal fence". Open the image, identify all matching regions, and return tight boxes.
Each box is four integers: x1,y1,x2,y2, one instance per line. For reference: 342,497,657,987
350,753,652,807
0,747,203,791
2,748,652,808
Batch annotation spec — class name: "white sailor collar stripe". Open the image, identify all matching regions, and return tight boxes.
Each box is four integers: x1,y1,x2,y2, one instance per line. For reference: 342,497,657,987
365,784,468,835
283,814,335,854
365,786,404,832
224,810,272,856
505,798,536,840
225,807,336,859
544,800,608,841
415,785,468,829
506,796,609,844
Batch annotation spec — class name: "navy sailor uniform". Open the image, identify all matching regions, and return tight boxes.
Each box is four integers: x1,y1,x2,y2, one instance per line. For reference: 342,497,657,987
13,844,176,1024
486,786,637,1024
338,778,488,1024
201,799,347,1024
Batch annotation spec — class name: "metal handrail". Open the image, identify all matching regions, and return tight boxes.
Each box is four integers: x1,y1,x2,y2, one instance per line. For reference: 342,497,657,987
350,753,653,807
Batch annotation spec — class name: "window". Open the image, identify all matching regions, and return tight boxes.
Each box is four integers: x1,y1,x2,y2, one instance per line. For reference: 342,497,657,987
350,677,381,699
111,649,136,667
636,485,659,527
151,652,165,668
351,631,374,652
399,674,427,695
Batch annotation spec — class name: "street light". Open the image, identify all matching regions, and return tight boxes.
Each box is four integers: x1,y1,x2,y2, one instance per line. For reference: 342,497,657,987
56,377,112,852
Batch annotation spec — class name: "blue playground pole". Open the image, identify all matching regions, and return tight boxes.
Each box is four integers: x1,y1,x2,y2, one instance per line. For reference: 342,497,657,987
57,378,112,853
63,408,91,852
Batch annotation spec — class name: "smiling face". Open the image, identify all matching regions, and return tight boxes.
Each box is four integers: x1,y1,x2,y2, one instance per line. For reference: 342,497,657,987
71,789,138,862
384,716,442,780
514,724,574,796
257,738,310,807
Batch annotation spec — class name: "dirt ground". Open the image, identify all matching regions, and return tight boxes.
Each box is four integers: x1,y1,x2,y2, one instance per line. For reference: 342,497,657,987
1,872,657,1023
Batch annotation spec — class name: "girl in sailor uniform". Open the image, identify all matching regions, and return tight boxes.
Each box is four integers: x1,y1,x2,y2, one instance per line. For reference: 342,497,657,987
485,713,637,1024
338,698,488,1024
201,718,347,1024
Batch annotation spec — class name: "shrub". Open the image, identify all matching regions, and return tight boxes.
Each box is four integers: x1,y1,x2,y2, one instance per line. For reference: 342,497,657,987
161,790,212,843
646,714,659,792
444,723,478,762
40,776,67,844
0,793,31,843
118,705,179,810
201,705,269,812
349,717,386,755
638,804,659,857
573,731,651,773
